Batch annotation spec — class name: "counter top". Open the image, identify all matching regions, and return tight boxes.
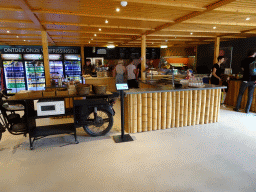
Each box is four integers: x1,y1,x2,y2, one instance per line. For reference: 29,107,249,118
125,84,226,95
83,76,114,80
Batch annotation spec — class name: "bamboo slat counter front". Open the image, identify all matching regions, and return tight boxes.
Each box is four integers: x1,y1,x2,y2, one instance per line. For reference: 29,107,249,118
124,84,225,133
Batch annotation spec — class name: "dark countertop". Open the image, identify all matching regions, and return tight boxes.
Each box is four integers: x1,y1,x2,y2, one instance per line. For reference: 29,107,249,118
126,83,226,95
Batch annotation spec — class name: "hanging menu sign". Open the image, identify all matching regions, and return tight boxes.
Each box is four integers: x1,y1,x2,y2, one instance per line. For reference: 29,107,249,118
0,46,81,54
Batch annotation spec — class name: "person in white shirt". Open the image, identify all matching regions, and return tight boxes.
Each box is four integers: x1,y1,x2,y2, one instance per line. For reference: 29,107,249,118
126,59,138,88
113,60,126,83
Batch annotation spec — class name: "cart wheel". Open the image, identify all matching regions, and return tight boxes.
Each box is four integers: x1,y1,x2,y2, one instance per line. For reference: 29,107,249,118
75,141,79,144
30,146,33,150
83,108,113,136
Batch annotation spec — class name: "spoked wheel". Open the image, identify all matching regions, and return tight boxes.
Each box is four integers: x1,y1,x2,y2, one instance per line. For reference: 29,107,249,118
83,108,113,136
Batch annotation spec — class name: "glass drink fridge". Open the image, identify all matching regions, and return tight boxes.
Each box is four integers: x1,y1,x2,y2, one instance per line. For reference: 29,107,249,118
64,54,81,82
2,54,26,94
49,54,64,84
24,54,45,91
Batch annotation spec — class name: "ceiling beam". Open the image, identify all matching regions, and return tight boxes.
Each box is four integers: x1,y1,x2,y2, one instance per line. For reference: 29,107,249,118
112,0,206,11
213,8,256,16
0,19,33,24
46,29,140,36
182,20,256,27
17,0,54,44
42,21,154,31
161,29,241,34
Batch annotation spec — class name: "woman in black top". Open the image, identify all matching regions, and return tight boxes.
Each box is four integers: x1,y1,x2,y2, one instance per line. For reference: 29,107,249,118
211,56,225,85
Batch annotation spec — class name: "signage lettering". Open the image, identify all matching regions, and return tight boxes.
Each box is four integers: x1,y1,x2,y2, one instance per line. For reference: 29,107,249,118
1,46,80,54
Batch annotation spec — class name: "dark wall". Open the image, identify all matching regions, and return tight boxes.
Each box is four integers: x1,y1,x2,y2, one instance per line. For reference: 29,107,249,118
197,37,256,74
84,47,160,59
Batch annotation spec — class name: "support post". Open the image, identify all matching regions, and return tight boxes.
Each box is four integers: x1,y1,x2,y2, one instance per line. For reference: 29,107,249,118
213,37,220,64
81,46,85,74
141,35,146,81
41,31,50,86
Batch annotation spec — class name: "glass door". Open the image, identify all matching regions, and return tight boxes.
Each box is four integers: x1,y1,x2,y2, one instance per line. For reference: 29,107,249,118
3,61,26,94
25,61,45,91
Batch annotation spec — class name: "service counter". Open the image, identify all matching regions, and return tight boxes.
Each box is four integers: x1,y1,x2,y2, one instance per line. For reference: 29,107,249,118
124,84,225,133
83,76,116,92
225,80,256,112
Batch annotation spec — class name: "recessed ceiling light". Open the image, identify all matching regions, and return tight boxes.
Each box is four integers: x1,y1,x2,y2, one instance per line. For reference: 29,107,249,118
121,1,127,7
94,34,97,36
246,17,250,21
165,40,168,42
116,8,120,12
23,40,26,41
213,26,216,29
7,31,10,33
190,33,193,35
89,41,90,43
160,45,168,48
105,19,108,24
16,36,19,38
91,38,93,40
152,43,154,44
99,28,101,31
107,45,115,48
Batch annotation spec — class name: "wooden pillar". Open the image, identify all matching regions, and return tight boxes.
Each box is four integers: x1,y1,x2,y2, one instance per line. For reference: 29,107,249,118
141,35,146,80
41,31,50,86
213,37,220,64
81,46,85,75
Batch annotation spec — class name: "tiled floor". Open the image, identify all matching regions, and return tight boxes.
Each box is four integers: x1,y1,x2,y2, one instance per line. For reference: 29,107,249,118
0,103,256,192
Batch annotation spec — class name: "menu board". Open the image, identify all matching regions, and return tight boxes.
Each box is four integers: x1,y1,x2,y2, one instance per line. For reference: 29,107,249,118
1,54,22,60
23,54,43,60
64,54,81,60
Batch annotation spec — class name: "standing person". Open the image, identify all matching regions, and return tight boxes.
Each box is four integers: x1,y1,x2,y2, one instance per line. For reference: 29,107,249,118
234,49,256,113
83,59,94,76
113,60,126,83
136,62,141,79
211,56,225,85
220,74,230,108
126,59,138,88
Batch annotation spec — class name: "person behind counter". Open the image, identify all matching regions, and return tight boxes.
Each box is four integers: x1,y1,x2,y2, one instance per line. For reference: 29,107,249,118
126,59,138,88
211,56,225,85
83,59,94,76
234,49,256,113
113,60,126,83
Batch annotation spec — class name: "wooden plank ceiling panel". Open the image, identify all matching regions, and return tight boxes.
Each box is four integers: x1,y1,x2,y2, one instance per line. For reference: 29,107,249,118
0,0,256,47
36,13,166,30
0,10,30,20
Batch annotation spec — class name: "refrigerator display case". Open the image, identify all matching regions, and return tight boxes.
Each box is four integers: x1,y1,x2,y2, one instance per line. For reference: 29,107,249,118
49,54,64,84
64,54,81,81
24,54,45,91
2,54,26,93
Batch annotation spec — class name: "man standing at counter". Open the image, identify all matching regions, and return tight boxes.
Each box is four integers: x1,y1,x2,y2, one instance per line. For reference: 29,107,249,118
83,59,94,76
234,49,256,113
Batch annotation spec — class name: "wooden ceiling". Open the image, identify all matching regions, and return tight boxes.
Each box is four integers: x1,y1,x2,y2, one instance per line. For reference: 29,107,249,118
1,0,256,48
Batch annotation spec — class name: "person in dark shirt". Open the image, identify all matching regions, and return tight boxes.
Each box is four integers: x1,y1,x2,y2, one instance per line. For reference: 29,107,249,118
136,63,141,79
83,59,94,76
211,56,225,85
234,49,256,113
